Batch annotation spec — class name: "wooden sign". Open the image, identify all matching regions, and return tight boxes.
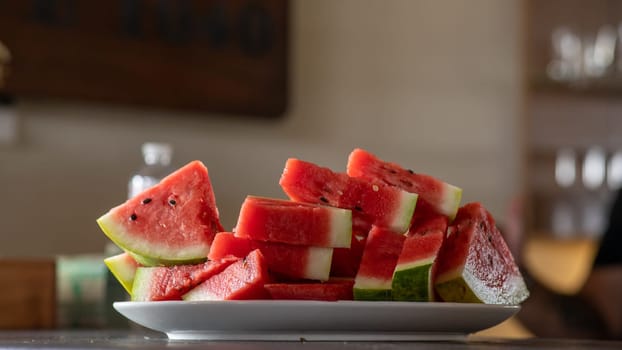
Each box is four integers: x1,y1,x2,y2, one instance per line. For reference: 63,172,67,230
0,0,288,117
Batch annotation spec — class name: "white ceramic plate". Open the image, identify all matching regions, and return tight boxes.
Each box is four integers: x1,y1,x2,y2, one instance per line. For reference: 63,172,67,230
114,300,520,341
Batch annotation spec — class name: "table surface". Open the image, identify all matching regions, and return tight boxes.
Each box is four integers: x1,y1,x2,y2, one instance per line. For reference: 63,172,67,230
0,330,621,350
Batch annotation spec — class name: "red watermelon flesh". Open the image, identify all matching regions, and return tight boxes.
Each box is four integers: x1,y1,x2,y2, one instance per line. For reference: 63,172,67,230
265,279,354,301
353,226,406,300
346,148,462,222
208,232,333,281
434,202,529,305
131,256,238,301
183,249,270,301
279,158,418,234
392,215,447,301
97,160,224,263
234,196,352,248
330,229,368,278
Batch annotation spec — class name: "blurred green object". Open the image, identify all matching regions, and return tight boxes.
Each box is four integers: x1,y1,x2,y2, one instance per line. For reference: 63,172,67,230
57,254,129,329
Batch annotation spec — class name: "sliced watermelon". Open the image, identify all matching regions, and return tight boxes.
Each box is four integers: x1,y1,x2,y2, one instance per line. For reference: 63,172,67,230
104,252,141,294
434,202,530,305
279,158,418,234
97,160,224,264
265,279,354,301
208,232,333,281
131,257,238,301
347,148,462,222
353,226,406,300
391,215,447,301
183,249,270,301
234,196,352,248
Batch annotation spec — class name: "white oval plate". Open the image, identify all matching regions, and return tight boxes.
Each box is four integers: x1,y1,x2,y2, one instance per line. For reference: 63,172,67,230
114,300,520,341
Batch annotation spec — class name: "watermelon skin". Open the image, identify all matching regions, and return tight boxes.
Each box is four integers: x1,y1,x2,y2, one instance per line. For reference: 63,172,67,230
208,232,333,281
183,250,270,301
434,202,529,305
97,161,224,264
391,215,447,302
104,252,141,294
265,279,354,301
346,148,462,222
131,257,238,301
235,196,352,248
353,226,406,300
279,158,417,234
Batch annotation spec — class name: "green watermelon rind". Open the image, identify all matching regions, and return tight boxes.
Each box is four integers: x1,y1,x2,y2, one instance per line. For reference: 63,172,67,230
441,184,463,221
131,267,157,301
434,268,484,303
353,288,392,301
104,253,139,295
97,212,209,264
304,247,334,281
353,276,392,301
328,209,353,248
391,259,435,302
388,191,418,233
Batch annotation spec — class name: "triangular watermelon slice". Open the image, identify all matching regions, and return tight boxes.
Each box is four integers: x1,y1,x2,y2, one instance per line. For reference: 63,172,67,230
434,202,529,305
97,160,224,264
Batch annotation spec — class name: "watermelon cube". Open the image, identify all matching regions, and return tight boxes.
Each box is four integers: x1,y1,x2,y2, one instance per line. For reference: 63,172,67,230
235,195,352,248
347,148,462,222
353,226,406,300
391,215,447,302
208,232,333,281
183,249,270,301
280,158,418,234
434,202,530,305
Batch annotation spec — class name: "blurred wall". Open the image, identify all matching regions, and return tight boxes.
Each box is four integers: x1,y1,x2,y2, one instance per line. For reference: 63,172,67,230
0,0,523,256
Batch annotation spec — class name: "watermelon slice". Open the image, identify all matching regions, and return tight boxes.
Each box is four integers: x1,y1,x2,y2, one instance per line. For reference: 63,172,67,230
347,148,462,221
353,226,406,300
183,249,270,301
391,215,447,301
104,252,141,294
234,196,352,248
97,160,224,264
265,279,354,301
280,158,418,234
434,202,530,305
208,232,333,281
131,256,238,301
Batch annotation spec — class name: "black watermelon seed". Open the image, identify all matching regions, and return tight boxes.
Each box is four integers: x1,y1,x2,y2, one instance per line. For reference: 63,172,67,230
354,205,363,212
142,198,152,204
169,199,177,206
130,213,137,221
407,169,414,174
320,196,329,203
389,169,397,174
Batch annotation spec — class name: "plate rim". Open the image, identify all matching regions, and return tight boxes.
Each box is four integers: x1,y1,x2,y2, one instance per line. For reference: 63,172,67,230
113,300,521,341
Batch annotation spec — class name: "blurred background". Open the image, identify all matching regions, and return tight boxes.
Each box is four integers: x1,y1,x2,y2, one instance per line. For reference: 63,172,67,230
0,0,619,337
